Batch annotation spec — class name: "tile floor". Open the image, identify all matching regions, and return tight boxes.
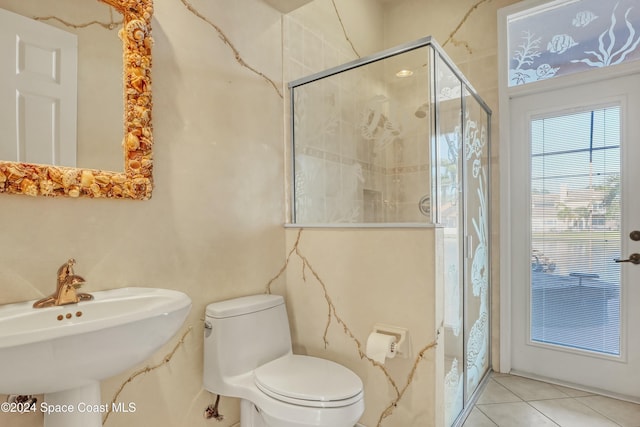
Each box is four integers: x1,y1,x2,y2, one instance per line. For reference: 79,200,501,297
462,373,640,427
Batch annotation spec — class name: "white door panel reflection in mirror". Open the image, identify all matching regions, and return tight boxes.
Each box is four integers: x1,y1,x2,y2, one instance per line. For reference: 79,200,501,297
0,7,78,167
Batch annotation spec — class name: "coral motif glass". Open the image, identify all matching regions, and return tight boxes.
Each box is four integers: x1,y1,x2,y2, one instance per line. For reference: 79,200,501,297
438,56,491,425
438,54,465,427
463,91,490,399
508,0,640,86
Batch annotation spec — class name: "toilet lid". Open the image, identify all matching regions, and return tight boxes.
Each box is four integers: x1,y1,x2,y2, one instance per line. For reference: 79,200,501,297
254,355,363,408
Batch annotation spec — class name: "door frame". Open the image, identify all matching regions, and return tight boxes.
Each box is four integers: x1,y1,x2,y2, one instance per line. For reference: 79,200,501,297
498,1,640,376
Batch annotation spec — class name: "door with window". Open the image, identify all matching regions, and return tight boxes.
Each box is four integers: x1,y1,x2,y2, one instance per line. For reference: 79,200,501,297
510,72,640,399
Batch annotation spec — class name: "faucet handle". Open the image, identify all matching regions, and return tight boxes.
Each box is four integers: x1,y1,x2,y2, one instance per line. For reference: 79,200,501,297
67,275,86,288
57,259,76,282
65,258,76,274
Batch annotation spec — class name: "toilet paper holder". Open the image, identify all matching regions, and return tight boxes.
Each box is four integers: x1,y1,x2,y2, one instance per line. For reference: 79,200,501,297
371,323,409,358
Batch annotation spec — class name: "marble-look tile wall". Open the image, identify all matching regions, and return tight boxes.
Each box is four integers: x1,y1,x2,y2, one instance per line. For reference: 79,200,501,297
0,0,520,426
0,0,284,426
280,228,444,427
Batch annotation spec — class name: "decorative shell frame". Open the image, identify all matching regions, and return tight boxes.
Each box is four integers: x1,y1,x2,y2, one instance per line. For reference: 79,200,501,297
0,0,154,200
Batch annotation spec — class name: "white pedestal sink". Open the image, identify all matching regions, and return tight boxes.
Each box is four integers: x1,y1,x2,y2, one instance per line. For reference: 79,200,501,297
0,287,191,427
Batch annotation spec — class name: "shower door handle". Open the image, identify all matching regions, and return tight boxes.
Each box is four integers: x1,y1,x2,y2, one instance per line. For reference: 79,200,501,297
465,235,473,259
614,253,640,265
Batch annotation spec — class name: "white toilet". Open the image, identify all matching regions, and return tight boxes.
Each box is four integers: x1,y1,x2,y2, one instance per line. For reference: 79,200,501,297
203,294,364,427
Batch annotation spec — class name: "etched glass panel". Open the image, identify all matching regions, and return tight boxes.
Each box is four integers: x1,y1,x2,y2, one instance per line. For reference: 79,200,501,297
438,54,465,427
507,0,640,87
464,89,490,399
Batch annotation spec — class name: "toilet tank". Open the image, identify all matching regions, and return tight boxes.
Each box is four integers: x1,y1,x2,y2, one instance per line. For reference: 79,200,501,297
203,294,292,395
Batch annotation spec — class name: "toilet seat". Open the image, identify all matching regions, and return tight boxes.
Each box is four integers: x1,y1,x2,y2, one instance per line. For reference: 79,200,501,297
254,355,363,408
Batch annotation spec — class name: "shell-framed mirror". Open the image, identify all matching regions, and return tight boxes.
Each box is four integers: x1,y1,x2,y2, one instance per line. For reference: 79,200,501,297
0,0,154,200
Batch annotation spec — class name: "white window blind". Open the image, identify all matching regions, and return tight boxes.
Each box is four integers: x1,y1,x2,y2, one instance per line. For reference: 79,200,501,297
530,106,621,355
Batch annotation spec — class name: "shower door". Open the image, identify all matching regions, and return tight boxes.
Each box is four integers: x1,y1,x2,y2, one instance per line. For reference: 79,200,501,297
440,54,491,426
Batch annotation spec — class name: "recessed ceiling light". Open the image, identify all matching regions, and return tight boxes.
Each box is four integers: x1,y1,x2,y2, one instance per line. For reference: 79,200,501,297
396,69,413,78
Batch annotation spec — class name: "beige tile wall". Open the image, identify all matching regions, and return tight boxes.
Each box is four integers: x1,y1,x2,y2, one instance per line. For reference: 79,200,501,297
0,0,285,426
0,0,520,426
281,227,444,427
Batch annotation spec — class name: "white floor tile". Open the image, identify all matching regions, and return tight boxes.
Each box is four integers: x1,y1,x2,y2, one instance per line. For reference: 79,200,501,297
529,398,619,427
476,402,559,427
576,395,640,427
492,376,570,401
462,374,638,427
462,407,498,427
476,379,523,405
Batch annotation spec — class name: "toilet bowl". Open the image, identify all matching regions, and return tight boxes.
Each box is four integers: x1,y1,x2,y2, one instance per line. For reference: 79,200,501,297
203,294,364,427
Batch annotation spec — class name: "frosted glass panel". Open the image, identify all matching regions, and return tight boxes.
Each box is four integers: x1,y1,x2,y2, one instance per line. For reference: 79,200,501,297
530,106,621,355
507,0,640,86
438,54,464,427
464,89,490,399
440,68,491,425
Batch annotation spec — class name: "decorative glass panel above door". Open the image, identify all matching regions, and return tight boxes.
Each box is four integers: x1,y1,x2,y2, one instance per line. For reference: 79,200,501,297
507,0,640,87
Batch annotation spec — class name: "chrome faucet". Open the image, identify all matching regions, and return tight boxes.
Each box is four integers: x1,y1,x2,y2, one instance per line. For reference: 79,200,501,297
33,259,94,308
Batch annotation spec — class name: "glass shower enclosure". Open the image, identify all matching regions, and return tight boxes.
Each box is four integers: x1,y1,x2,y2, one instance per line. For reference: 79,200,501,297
288,37,491,426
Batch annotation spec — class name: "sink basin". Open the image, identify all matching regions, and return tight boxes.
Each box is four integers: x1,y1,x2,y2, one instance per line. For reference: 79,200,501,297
0,287,191,427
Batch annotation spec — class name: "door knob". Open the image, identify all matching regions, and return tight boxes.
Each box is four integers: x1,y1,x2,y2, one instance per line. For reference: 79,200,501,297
615,253,640,265
630,230,640,241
